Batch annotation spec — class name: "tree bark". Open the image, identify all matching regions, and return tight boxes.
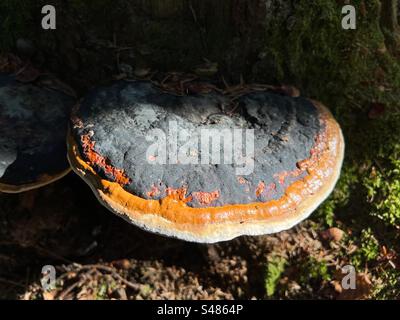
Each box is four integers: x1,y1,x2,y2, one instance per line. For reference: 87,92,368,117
380,0,400,50
0,1,397,97
380,0,399,31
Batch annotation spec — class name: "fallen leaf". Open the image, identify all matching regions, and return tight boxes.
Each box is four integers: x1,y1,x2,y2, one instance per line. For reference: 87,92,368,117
321,227,345,242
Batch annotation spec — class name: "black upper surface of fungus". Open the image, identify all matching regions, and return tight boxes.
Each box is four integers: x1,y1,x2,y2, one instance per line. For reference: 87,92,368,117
0,74,74,187
72,81,323,208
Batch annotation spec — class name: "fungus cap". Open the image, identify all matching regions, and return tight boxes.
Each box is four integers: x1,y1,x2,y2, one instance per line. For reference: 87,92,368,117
68,81,344,243
0,74,75,193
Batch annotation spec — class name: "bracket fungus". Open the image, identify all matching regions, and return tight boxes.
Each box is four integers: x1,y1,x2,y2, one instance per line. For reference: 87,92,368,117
0,73,75,193
68,81,344,243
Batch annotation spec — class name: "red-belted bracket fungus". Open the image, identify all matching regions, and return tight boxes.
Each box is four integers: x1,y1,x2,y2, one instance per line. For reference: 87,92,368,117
68,80,344,243
0,64,75,193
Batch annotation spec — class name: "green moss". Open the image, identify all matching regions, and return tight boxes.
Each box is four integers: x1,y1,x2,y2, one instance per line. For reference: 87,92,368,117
373,269,400,299
316,166,359,227
364,144,400,228
257,1,376,100
95,278,118,299
264,256,286,297
300,257,331,284
350,228,380,268
95,281,108,300
360,228,380,261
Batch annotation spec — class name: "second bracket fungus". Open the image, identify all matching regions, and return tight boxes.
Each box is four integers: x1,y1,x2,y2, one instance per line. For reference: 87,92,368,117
68,81,344,243
0,73,75,193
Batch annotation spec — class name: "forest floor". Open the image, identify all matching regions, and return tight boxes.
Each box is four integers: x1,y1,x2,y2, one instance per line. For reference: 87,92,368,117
0,174,385,300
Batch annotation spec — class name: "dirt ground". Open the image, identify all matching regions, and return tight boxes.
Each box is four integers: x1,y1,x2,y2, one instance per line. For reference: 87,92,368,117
0,172,372,300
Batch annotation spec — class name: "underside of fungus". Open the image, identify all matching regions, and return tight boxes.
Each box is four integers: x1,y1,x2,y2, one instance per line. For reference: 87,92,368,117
0,69,74,193
68,81,344,243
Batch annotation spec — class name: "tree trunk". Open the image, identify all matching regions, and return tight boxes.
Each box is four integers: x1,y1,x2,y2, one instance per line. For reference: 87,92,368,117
380,0,400,50
0,0,397,100
381,0,399,31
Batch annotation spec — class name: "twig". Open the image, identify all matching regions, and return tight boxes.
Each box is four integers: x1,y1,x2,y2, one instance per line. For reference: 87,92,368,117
76,264,141,291
58,280,82,300
0,277,25,288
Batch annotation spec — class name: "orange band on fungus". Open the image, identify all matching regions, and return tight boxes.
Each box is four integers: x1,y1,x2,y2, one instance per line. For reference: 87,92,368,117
80,134,131,186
